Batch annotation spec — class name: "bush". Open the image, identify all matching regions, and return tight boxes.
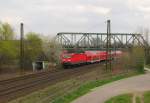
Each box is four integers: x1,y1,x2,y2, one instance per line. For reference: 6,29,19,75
119,47,144,73
43,37,62,68
131,47,145,73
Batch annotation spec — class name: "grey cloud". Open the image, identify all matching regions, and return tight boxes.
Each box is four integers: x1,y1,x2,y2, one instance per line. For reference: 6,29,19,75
0,0,150,37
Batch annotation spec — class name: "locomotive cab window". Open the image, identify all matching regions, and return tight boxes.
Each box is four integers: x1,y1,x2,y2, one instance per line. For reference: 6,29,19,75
63,55,71,58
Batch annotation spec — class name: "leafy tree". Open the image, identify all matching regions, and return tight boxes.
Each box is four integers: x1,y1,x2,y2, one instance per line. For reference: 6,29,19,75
0,41,19,70
0,22,14,40
0,22,17,71
24,32,43,68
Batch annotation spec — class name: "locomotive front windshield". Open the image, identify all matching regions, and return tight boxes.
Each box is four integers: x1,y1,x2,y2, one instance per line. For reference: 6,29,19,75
63,54,71,58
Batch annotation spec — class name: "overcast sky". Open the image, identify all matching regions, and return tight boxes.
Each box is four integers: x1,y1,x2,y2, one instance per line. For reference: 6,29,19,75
0,0,150,36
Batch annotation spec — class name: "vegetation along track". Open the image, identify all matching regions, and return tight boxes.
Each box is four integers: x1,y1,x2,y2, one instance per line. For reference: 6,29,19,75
0,63,105,103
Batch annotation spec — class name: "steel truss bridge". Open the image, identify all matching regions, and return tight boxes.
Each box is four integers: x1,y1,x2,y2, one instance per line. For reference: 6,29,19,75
55,32,149,50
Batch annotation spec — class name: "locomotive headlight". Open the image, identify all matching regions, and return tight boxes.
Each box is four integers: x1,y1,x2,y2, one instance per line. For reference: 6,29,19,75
67,59,71,61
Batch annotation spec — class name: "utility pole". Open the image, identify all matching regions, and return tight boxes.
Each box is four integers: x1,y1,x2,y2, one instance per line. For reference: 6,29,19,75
20,23,24,72
106,20,112,71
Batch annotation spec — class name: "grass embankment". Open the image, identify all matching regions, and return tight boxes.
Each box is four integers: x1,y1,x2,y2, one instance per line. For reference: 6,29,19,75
143,91,150,103
9,71,142,103
52,72,140,103
105,94,132,103
105,91,150,103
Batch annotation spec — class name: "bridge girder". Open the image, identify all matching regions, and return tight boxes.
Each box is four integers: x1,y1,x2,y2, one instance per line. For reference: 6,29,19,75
55,32,149,50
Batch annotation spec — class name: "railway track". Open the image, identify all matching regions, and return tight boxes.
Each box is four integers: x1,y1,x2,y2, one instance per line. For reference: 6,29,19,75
0,63,104,103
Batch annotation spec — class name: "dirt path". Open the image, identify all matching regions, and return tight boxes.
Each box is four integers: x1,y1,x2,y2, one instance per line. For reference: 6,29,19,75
72,73,150,103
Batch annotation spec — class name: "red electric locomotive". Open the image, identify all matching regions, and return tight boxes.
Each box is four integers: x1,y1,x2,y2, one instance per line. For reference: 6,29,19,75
61,50,122,68
61,53,87,66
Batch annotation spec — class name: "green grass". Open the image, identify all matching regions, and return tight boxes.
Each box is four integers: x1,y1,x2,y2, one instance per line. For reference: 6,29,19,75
136,96,141,103
52,72,140,103
105,91,150,103
143,91,150,103
105,94,132,103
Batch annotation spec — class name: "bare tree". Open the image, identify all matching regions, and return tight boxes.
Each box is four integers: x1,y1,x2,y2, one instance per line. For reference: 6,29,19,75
136,26,149,44
144,28,149,44
43,36,62,67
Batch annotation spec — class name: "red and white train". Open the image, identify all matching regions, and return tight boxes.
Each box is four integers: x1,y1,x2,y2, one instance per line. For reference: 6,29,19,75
61,50,122,68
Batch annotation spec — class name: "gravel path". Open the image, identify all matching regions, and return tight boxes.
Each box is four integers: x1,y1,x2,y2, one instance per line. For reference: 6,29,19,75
72,73,150,103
